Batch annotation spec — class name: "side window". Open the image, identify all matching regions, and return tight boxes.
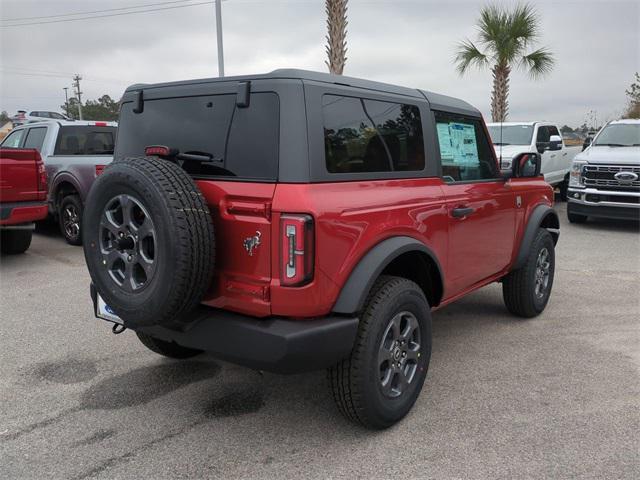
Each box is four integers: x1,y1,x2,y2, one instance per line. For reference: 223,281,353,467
434,111,498,183
536,126,550,143
1,129,25,148
548,125,560,138
23,127,47,152
49,112,66,120
322,94,424,173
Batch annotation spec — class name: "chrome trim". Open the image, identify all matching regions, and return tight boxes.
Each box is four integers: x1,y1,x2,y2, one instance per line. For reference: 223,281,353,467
568,187,640,197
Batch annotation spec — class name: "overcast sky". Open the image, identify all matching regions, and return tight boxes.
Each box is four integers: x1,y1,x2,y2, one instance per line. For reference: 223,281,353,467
1,0,638,126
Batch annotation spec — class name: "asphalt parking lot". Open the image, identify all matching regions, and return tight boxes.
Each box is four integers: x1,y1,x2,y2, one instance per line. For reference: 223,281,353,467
1,202,639,480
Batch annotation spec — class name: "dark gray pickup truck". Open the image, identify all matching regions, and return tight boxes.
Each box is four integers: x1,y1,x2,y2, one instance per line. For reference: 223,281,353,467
0,120,117,244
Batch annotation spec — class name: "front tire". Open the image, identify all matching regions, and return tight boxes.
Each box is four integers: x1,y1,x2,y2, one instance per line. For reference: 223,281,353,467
328,276,432,429
59,194,83,245
0,229,33,254
136,332,203,359
502,228,555,318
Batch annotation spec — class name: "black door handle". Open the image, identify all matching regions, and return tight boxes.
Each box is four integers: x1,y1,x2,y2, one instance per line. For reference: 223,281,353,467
451,206,475,218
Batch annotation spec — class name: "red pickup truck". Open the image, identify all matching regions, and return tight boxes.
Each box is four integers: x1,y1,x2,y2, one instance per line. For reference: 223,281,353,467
0,147,48,254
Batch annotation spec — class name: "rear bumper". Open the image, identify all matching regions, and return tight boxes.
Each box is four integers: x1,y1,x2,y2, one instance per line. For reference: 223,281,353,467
0,201,48,226
90,284,358,374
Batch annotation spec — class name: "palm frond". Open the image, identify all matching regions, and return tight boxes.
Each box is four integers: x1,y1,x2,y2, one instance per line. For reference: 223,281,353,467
454,39,489,75
478,3,506,46
507,3,539,46
520,47,555,78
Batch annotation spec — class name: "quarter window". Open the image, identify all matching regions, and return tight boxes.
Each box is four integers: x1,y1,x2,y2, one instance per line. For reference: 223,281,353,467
322,95,425,173
1,129,25,148
434,111,498,182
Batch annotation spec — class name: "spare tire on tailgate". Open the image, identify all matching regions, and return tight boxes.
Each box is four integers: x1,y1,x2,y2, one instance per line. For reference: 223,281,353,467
83,157,215,328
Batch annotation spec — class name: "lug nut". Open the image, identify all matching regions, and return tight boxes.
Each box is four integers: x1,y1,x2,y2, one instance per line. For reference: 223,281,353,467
119,232,124,238
127,255,133,262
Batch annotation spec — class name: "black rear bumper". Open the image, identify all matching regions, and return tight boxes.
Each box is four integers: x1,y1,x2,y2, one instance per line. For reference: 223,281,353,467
90,284,358,374
568,202,640,221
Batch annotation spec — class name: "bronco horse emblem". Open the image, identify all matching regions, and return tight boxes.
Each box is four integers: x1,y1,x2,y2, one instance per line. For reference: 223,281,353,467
243,231,262,256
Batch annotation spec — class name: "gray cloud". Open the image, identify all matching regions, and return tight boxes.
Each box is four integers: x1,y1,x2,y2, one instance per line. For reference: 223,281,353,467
1,0,638,126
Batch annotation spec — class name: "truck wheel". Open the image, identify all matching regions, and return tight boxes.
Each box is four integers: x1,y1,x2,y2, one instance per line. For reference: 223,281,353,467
567,210,587,224
59,194,83,245
136,332,203,359
328,276,432,429
502,228,555,318
0,229,33,254
83,157,215,328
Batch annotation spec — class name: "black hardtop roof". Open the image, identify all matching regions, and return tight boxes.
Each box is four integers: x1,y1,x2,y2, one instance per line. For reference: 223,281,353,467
124,69,480,116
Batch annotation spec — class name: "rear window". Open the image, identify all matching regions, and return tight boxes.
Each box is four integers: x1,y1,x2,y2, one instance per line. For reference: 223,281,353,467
115,92,279,181
322,95,425,173
54,126,116,155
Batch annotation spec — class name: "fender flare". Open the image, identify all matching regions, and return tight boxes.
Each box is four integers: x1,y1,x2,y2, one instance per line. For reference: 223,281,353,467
332,236,444,315
513,204,559,270
50,172,82,211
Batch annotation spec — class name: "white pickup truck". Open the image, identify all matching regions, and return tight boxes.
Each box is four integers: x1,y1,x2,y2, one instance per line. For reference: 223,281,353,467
487,122,581,199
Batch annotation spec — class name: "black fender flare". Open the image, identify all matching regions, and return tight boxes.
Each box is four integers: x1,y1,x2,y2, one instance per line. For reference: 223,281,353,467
332,236,444,315
513,204,559,270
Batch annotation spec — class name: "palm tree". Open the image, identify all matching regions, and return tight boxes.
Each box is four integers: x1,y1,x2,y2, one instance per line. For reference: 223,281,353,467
455,3,554,122
325,0,348,74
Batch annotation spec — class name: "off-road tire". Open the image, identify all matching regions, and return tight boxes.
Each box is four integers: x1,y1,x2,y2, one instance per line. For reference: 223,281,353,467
136,332,203,359
83,156,215,328
59,194,83,245
328,275,432,429
0,229,32,254
567,210,587,224
502,228,555,318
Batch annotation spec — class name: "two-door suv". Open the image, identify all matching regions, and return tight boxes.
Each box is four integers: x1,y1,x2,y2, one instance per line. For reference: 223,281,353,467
83,70,559,429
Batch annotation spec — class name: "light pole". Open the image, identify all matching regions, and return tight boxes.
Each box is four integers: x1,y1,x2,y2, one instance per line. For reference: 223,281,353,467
215,0,224,77
63,87,69,116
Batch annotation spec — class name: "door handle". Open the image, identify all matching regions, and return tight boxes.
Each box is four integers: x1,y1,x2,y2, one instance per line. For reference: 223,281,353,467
451,206,475,218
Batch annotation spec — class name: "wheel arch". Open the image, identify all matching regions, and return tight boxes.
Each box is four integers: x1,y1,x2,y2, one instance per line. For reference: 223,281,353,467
51,173,82,213
513,204,559,271
332,236,444,315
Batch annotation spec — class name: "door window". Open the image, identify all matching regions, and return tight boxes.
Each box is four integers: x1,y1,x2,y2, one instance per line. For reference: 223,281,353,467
23,127,47,152
1,129,25,148
434,111,497,182
536,126,550,143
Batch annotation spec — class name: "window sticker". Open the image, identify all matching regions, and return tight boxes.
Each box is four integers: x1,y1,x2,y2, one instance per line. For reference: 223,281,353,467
437,122,479,166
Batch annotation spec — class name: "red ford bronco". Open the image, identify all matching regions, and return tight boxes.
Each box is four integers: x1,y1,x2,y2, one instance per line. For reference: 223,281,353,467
0,145,48,254
83,70,559,429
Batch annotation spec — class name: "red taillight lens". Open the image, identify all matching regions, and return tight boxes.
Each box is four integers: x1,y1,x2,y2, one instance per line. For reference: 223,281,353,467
280,214,314,287
95,164,106,176
93,122,107,126
37,162,47,191
145,145,174,157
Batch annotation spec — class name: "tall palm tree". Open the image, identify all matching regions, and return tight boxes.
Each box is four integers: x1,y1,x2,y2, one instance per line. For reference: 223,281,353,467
325,0,348,75
455,3,555,122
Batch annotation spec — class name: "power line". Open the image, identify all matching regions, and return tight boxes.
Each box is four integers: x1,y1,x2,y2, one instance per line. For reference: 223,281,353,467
0,0,197,22
0,1,216,28
0,69,132,85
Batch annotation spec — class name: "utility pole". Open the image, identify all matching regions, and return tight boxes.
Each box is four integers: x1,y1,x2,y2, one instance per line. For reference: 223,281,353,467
63,87,69,116
73,74,83,120
215,0,224,77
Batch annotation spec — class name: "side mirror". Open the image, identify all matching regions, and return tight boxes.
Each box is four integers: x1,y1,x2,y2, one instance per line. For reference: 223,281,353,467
582,136,592,151
549,135,562,151
512,152,541,178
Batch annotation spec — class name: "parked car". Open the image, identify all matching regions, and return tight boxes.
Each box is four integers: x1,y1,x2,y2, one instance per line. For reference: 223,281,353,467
83,69,559,429
567,119,640,223
487,122,581,200
10,110,71,126
0,120,117,244
0,145,48,254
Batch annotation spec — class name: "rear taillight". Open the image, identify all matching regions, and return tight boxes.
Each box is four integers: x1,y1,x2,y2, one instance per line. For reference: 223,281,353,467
95,165,106,176
145,145,176,157
93,122,107,126
280,214,314,287
37,162,47,191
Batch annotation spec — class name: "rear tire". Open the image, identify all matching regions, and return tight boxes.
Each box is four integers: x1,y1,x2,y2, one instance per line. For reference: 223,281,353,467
59,194,83,245
503,228,555,318
0,229,32,254
328,275,432,429
136,332,203,359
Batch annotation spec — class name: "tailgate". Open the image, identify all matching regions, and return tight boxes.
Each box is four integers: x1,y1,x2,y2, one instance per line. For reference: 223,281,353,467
0,148,42,203
196,180,276,317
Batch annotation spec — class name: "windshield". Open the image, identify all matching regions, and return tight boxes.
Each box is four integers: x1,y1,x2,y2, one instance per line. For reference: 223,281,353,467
487,125,533,145
594,123,640,146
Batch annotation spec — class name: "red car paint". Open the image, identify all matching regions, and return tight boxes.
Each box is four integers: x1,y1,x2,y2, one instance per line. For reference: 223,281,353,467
196,174,553,319
0,148,48,226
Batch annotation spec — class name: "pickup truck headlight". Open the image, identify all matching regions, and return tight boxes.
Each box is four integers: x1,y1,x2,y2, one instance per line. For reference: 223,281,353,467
569,160,587,188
